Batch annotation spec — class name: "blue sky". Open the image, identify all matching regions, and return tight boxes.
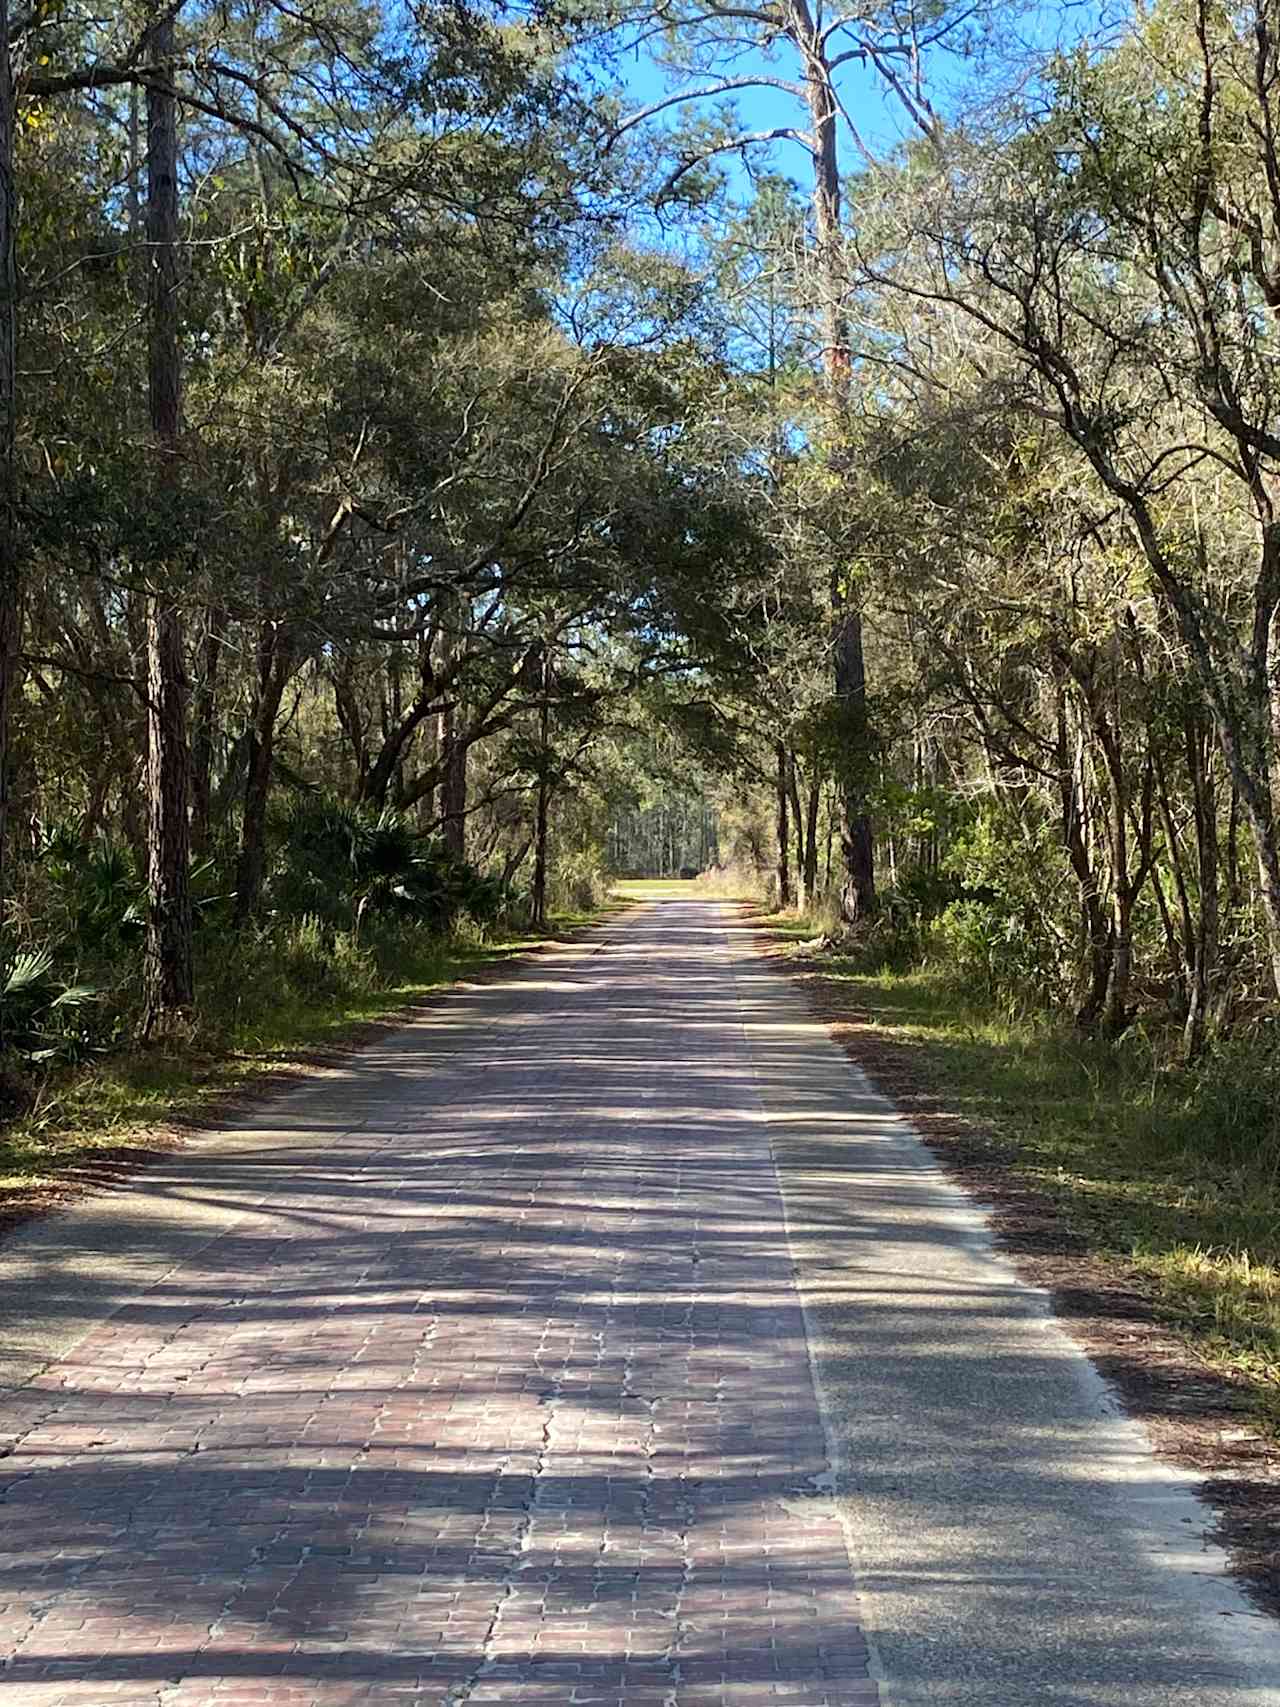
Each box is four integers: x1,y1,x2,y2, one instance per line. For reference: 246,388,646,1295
613,37,911,201
602,0,1120,206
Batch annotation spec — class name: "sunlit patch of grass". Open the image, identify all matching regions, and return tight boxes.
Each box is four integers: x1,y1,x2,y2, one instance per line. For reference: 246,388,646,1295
0,910,605,1212
805,954,1280,1430
754,908,819,939
611,878,702,898
1153,1247,1280,1398
611,874,763,902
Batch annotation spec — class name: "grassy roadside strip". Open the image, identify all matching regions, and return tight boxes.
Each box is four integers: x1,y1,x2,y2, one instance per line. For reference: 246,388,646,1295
754,908,1280,1598
0,903,625,1229
759,911,1280,1420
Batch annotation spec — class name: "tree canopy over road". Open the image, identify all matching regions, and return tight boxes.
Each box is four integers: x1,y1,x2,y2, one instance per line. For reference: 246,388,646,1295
5,0,1280,1077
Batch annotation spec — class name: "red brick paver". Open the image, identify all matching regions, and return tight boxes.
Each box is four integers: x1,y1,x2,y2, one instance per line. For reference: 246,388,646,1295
0,906,879,1705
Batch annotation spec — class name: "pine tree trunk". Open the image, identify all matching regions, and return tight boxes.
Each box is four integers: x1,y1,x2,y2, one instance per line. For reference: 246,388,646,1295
834,606,875,918
798,31,875,921
531,772,549,929
775,742,792,908
0,0,18,977
189,611,223,857
531,648,550,928
144,602,193,1026
440,713,467,859
233,628,288,923
142,10,194,1034
803,772,821,908
785,751,804,890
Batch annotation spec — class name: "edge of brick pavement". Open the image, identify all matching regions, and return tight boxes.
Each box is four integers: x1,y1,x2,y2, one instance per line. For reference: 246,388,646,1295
0,902,636,1403
0,901,636,1254
725,925,894,1707
755,902,1280,1635
729,901,1280,1707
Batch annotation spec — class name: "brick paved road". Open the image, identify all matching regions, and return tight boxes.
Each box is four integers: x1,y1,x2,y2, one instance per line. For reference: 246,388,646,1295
0,904,879,1706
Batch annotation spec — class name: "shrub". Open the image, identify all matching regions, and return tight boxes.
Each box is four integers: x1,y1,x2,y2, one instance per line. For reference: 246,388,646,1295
277,917,378,1000
1173,1030,1280,1171
552,848,608,912
690,863,767,902
0,949,101,1064
927,896,1064,1012
33,828,145,970
270,796,498,933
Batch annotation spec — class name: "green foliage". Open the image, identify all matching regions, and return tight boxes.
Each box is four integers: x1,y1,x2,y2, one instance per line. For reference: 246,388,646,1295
0,950,101,1066
924,808,1069,1010
927,898,1062,1012
812,958,1280,1423
270,797,501,933
37,829,144,961
277,917,380,1002
552,848,610,912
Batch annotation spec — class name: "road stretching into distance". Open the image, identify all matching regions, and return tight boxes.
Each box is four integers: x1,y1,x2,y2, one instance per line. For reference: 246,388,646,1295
0,901,1277,1705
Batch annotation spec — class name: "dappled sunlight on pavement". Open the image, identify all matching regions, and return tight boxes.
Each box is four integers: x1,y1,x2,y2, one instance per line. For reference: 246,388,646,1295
0,905,878,1706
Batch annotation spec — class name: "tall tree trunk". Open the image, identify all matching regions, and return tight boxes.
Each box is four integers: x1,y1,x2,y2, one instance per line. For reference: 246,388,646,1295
440,708,467,860
834,606,875,920
1053,681,1111,1032
785,750,805,888
233,625,288,923
0,0,18,981
142,8,193,1034
189,609,223,858
502,836,532,891
803,770,821,908
1097,726,1136,1041
775,742,792,908
531,647,550,928
1184,715,1218,1059
416,712,439,832
796,28,875,920
531,771,549,928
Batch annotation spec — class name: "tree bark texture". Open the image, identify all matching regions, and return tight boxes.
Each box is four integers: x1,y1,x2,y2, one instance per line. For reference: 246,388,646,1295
142,8,194,1032
803,771,821,909
531,647,550,929
834,605,875,919
144,600,193,1025
233,623,289,922
775,742,792,908
785,753,804,894
189,610,223,857
440,708,467,860
794,18,875,921
0,0,18,967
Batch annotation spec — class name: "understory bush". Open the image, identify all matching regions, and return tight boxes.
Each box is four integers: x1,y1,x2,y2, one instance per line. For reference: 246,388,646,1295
0,802,514,1100
275,916,380,1001
691,862,768,901
552,848,608,912
925,896,1064,1013
915,805,1070,1011
194,913,454,1045
1169,1031,1280,1174
0,949,102,1065
270,797,502,934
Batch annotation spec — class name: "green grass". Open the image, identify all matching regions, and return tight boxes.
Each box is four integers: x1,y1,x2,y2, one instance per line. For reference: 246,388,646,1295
794,943,1280,1425
611,876,759,901
611,878,702,899
0,908,613,1212
753,907,819,940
